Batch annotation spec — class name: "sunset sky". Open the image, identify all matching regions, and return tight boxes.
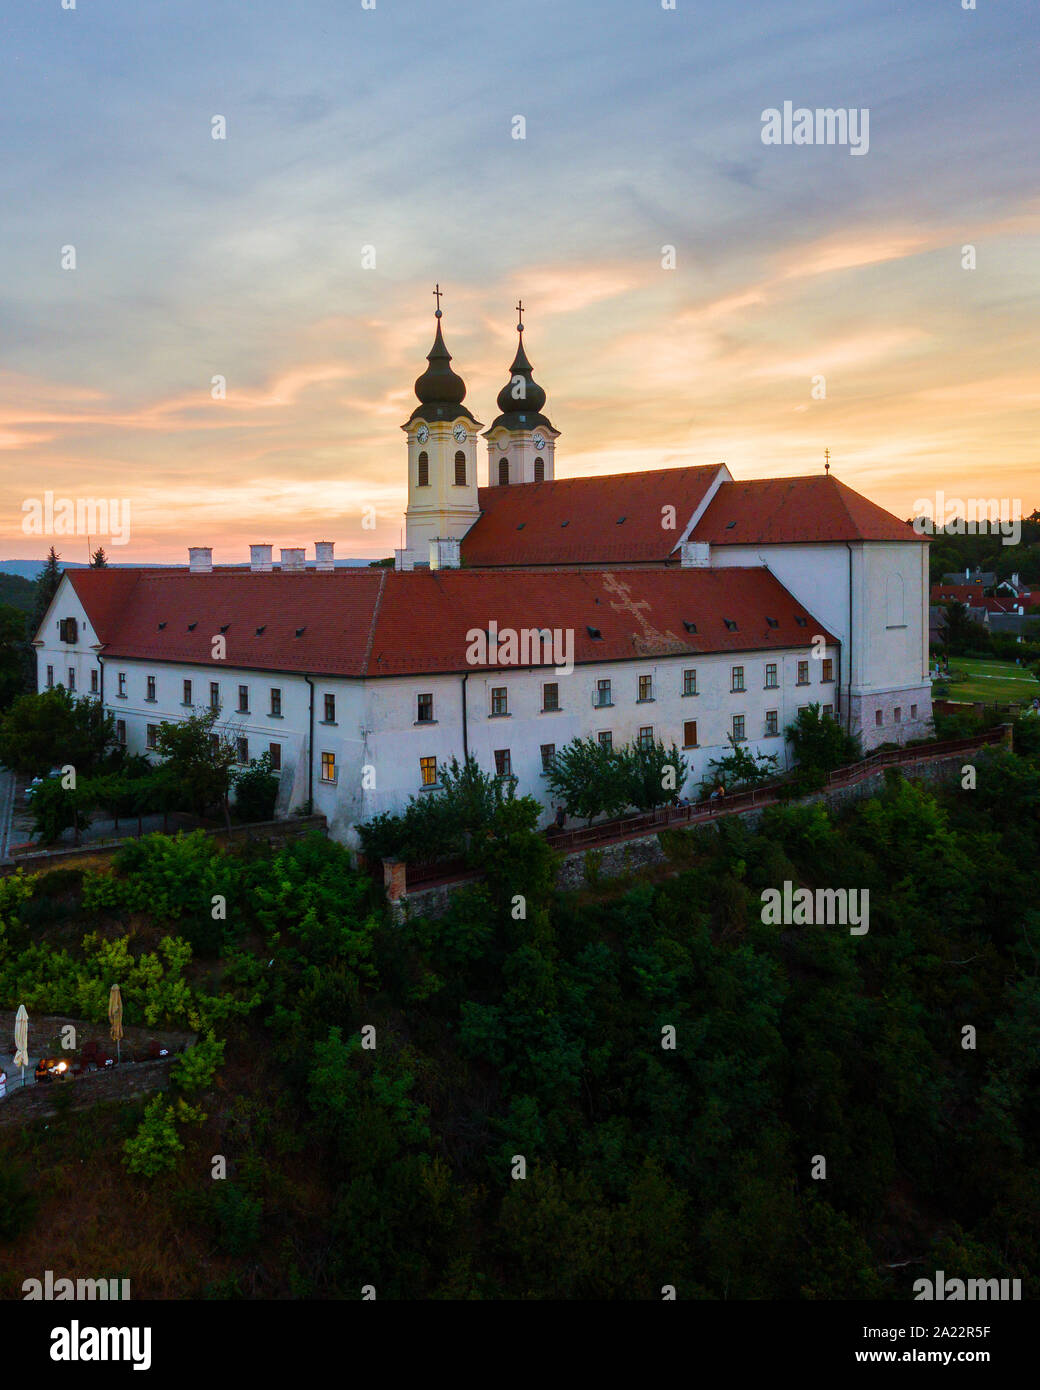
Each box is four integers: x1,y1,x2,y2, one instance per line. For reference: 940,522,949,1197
1,0,1036,563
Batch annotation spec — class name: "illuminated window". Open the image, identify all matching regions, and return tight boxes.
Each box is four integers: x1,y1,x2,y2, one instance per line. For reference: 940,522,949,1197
420,755,437,786
321,751,336,782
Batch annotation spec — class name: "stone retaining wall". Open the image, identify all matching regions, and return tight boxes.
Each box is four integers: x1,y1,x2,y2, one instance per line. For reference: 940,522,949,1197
0,1055,177,1127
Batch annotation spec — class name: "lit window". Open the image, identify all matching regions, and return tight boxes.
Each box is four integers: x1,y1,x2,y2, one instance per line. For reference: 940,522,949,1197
321,751,336,782
417,692,434,723
765,710,779,736
420,755,437,786
731,665,745,693
540,743,555,772
638,674,653,702
765,663,778,688
491,687,508,716
683,720,698,748
683,669,697,696
637,725,654,750
417,451,429,487
324,693,336,723
732,714,746,742
542,682,559,712
494,748,512,776
797,661,810,685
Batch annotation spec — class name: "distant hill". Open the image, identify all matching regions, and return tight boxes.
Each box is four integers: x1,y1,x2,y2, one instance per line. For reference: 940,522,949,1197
0,572,35,613
0,558,374,580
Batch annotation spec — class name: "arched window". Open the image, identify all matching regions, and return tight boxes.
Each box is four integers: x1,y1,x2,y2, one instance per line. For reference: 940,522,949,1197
534,458,545,483
417,451,429,488
498,457,509,485
454,450,466,486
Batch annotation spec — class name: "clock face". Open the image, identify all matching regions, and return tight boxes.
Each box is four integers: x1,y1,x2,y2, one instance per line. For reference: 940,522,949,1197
416,424,429,444
533,433,546,451
452,423,467,443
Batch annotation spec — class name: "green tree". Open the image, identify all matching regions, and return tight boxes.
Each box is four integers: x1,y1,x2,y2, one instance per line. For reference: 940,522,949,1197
545,736,629,823
701,737,780,795
785,703,861,780
0,603,31,710
0,685,116,776
30,546,62,636
154,709,236,822
89,547,108,567
231,750,279,822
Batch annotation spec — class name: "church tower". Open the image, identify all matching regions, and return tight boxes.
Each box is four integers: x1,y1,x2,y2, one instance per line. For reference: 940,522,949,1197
484,302,559,486
399,288,483,569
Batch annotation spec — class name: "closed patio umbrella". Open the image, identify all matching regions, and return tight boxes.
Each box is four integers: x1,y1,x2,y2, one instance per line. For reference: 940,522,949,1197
108,985,123,1064
13,1004,29,1087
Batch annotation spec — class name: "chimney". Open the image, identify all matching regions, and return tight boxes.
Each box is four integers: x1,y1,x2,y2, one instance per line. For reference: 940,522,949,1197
314,540,335,572
429,537,460,570
189,547,213,573
250,544,273,572
965,567,970,580
680,541,710,568
280,547,306,572
395,549,414,572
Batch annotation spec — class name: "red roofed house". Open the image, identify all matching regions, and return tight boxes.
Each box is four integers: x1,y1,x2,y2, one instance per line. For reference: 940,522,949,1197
33,308,931,843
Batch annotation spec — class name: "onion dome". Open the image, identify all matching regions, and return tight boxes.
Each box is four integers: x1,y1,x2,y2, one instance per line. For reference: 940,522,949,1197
490,321,553,432
406,314,478,425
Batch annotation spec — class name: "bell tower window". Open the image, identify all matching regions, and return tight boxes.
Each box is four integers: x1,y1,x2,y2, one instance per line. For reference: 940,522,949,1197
454,451,467,486
417,451,429,487
498,457,509,485
534,458,544,483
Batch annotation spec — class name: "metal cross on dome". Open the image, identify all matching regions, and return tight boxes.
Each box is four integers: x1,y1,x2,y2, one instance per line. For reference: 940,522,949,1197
516,298,524,333
433,283,443,318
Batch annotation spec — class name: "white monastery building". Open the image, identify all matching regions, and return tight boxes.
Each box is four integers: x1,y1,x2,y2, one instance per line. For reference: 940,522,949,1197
34,304,932,845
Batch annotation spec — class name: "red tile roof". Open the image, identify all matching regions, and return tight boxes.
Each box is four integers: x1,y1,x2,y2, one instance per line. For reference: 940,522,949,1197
692,475,926,545
67,564,835,678
460,464,725,566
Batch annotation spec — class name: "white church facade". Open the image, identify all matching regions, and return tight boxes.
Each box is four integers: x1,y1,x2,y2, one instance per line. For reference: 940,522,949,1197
33,304,931,845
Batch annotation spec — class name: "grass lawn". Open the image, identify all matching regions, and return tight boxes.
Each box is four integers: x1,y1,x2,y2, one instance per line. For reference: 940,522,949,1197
941,656,1040,703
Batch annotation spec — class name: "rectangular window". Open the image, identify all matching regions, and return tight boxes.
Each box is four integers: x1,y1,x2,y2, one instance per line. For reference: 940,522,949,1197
683,668,697,696
765,662,778,688
209,681,220,710
598,730,613,751
822,704,834,720
821,658,834,682
797,661,810,685
238,684,249,713
417,692,434,723
454,454,467,486
67,668,76,693
269,742,281,771
894,707,902,723
146,724,158,750
596,678,612,707
542,682,560,712
732,714,746,742
90,669,98,694
638,674,653,702
321,751,336,782
146,675,156,701
683,720,698,748
875,709,883,727
210,734,220,755
183,678,192,705
323,693,336,723
46,665,54,688
910,703,918,719
58,617,79,644
540,743,556,772
236,737,249,764
731,665,745,692
118,672,127,697
637,725,654,750
491,687,508,716
494,748,512,777
115,719,126,745
420,755,438,787
270,687,282,717
765,710,779,736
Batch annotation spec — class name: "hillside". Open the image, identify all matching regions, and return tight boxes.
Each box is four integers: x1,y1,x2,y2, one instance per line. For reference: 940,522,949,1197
0,572,35,614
